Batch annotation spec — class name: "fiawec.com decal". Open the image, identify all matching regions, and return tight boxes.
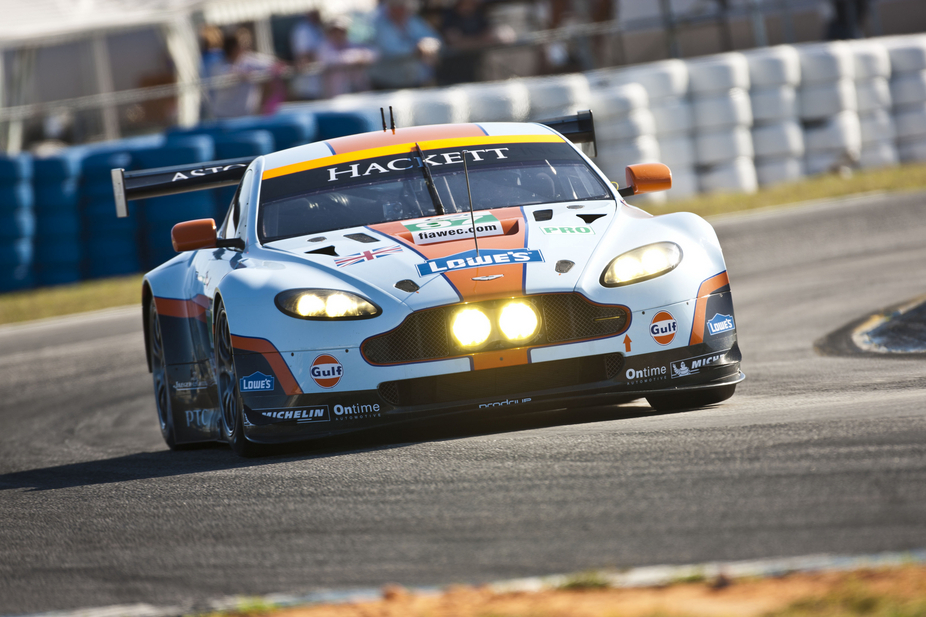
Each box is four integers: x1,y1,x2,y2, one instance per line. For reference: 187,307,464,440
404,212,503,245
416,248,544,277
649,311,678,346
311,354,343,389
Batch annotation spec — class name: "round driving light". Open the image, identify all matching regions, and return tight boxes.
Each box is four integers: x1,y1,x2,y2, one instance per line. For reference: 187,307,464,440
641,248,670,274
325,293,355,317
452,308,491,347
498,302,539,340
296,294,325,317
613,255,644,283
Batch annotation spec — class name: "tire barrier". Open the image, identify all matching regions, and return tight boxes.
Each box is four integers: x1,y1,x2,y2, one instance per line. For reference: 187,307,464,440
523,73,591,121
0,154,35,291
888,37,926,162
80,150,140,280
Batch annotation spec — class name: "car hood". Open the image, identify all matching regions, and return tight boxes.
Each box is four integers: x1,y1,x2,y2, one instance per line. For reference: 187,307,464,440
260,201,619,310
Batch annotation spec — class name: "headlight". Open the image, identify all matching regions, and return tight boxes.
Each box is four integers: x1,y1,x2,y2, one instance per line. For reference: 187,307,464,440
498,301,539,340
451,308,492,347
275,289,381,320
601,242,682,287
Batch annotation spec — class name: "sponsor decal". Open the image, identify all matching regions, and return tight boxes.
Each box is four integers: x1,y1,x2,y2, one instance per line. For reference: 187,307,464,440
479,397,531,409
707,313,735,336
184,408,216,428
540,226,595,235
171,163,247,182
649,311,677,346
670,351,726,379
404,213,504,245
311,354,343,389
334,245,403,267
333,402,382,421
258,406,331,424
416,248,544,277
239,371,274,392
173,379,211,392
625,365,668,384
326,148,510,183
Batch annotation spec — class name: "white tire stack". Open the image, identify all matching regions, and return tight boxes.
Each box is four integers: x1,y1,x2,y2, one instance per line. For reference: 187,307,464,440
687,52,758,194
852,41,898,169
588,82,665,204
409,87,470,126
886,35,926,162
798,42,861,175
523,73,591,121
745,45,805,186
459,80,530,123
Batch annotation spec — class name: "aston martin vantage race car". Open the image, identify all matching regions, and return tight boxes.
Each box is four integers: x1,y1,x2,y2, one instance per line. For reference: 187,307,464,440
112,111,743,455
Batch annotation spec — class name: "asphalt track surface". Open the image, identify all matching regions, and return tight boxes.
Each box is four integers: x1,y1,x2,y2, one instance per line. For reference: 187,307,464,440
2,191,925,615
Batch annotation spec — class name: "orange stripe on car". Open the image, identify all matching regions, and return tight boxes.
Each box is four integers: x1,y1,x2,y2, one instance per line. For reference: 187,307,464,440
231,335,304,395
472,347,529,370
688,271,730,345
262,134,563,180
155,296,208,322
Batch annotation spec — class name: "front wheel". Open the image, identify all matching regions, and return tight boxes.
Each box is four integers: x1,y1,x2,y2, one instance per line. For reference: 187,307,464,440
150,298,179,449
215,300,262,457
645,384,737,412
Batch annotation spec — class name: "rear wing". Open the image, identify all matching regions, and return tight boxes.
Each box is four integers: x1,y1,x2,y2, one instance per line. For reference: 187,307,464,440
111,112,598,218
112,157,253,217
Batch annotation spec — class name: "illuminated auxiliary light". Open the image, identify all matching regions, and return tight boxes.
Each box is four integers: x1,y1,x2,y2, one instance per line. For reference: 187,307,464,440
276,289,380,320
602,242,682,287
451,308,492,347
498,301,539,340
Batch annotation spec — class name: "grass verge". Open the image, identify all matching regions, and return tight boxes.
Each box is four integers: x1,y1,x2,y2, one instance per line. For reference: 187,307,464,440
2,163,926,326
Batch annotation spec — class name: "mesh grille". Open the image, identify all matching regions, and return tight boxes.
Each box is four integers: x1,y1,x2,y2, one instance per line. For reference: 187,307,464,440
604,353,624,379
377,381,400,406
539,294,627,343
362,294,627,365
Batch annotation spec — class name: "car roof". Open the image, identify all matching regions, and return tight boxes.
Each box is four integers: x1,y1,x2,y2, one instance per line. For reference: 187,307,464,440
260,121,566,180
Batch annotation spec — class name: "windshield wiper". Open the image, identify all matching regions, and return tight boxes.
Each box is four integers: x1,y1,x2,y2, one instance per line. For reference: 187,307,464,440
415,142,445,216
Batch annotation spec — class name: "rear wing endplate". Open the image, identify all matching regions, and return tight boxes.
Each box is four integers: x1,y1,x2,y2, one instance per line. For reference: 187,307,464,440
112,156,254,217
539,110,597,158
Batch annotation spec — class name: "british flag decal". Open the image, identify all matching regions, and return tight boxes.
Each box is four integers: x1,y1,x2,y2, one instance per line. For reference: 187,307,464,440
334,245,403,267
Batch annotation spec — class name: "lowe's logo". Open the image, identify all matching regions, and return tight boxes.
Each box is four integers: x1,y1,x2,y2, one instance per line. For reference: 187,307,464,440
416,248,544,277
240,371,274,392
707,313,735,335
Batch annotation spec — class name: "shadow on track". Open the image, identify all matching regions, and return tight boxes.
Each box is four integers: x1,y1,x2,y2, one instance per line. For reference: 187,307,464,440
0,402,666,492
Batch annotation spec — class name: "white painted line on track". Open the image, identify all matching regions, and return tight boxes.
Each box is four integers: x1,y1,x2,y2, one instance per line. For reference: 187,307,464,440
14,549,926,617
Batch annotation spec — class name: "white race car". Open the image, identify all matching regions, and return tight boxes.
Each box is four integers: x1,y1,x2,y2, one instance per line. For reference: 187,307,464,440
113,112,743,456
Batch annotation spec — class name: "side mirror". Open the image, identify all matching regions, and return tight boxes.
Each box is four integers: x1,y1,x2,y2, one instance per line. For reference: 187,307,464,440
172,219,217,252
625,163,673,195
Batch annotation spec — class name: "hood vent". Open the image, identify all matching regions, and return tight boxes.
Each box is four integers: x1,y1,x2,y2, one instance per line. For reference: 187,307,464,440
306,246,338,256
345,233,379,243
577,213,606,224
394,279,420,293
533,209,553,221
555,260,574,273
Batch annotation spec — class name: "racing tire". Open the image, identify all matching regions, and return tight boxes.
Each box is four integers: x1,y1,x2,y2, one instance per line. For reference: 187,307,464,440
799,42,854,83
887,39,926,74
855,77,891,113
215,300,263,457
149,298,180,450
890,70,926,108
852,42,891,80
744,45,800,87
750,86,798,123
687,53,750,94
646,384,737,412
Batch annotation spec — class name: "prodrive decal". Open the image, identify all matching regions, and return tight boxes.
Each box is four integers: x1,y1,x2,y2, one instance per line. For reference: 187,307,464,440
404,212,503,245
416,248,543,277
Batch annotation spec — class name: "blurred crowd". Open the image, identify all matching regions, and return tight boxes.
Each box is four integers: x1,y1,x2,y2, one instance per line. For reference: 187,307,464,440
198,0,524,118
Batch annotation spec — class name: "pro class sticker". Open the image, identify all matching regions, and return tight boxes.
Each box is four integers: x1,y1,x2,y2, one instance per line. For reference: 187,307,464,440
540,226,594,235
416,248,543,277
403,212,503,245
310,354,343,389
649,311,677,346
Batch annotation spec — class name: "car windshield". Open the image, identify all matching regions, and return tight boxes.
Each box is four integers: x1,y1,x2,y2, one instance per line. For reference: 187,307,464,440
258,139,612,243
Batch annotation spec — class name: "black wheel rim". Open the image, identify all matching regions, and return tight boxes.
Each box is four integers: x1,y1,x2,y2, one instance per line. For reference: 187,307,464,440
216,307,240,439
150,300,171,436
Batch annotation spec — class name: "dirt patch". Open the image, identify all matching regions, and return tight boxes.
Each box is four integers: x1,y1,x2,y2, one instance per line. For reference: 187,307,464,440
229,565,926,617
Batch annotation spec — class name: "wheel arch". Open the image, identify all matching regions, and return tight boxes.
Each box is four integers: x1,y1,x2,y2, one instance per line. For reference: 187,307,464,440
142,281,153,373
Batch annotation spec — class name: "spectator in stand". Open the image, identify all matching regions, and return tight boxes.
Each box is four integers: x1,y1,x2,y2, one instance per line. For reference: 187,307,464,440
318,16,378,99
211,28,278,118
438,0,510,85
199,25,225,113
290,9,325,99
370,0,442,90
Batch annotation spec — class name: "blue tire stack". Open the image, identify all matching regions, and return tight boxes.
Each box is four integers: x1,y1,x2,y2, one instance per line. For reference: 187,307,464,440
212,129,274,219
0,154,35,292
135,135,215,270
314,111,373,141
80,150,139,280
32,150,84,286
224,112,317,151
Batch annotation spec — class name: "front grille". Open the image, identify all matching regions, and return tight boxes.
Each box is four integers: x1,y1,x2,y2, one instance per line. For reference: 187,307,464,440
362,294,628,365
378,353,622,408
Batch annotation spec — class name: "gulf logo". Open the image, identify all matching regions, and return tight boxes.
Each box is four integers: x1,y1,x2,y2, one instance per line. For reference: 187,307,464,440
649,311,678,346
310,354,343,389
